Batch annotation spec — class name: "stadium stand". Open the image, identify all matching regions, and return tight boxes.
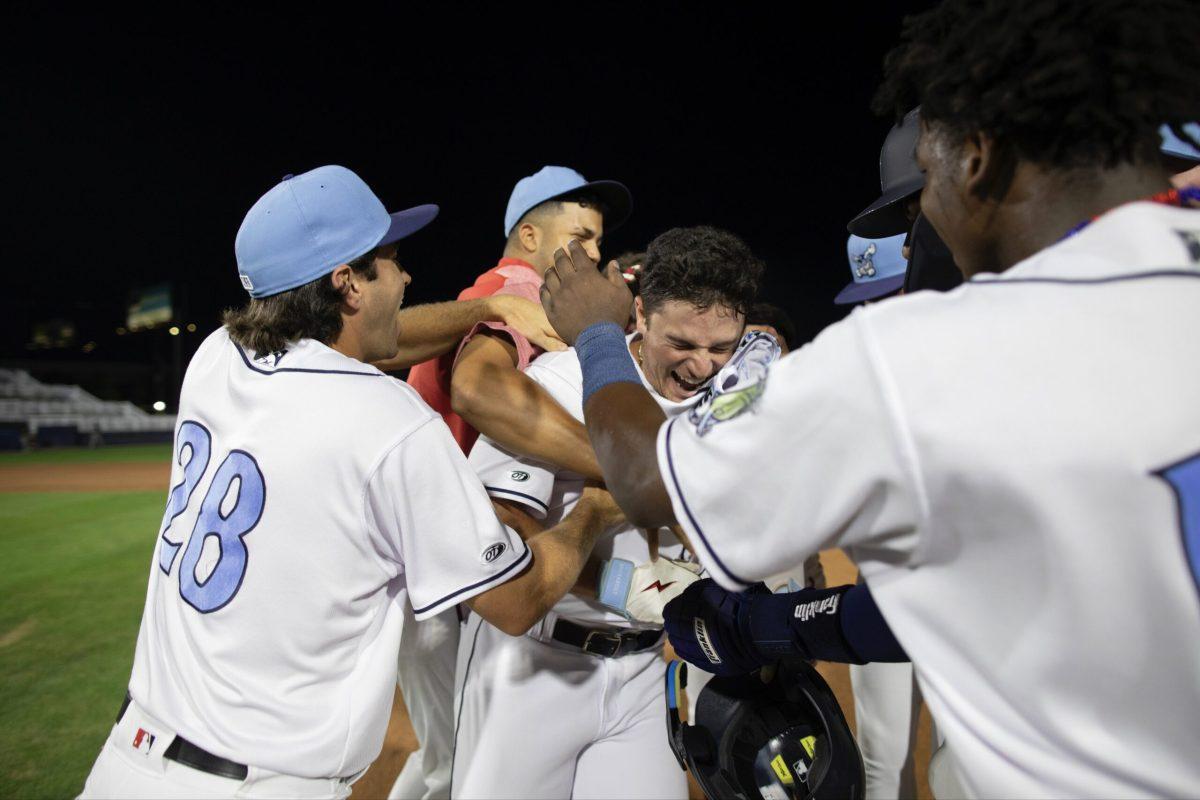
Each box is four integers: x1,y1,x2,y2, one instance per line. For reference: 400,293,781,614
0,369,176,450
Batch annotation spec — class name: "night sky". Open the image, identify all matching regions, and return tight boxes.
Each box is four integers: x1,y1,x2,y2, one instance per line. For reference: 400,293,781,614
5,5,934,403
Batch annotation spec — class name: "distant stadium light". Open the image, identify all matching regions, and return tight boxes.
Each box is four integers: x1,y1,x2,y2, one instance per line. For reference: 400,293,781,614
168,326,180,336
186,323,197,332
153,401,167,412
116,327,127,335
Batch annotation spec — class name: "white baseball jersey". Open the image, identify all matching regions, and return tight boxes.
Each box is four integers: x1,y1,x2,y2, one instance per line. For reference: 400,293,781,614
659,202,1200,798
128,328,529,779
469,335,693,629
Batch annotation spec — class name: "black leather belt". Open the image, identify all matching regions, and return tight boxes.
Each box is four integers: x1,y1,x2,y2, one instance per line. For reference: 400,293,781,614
118,692,249,781
550,619,663,657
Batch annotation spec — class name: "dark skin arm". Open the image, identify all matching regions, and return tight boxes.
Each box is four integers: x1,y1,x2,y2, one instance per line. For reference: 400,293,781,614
451,332,603,480
539,240,680,529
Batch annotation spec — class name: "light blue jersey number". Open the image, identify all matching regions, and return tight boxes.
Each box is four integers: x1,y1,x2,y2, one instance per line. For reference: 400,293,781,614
158,422,266,612
1155,452,1200,600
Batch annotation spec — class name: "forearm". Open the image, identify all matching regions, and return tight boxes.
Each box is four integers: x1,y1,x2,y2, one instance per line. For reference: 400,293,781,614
564,322,676,527
469,501,608,635
583,383,676,527
373,298,496,371
453,336,603,480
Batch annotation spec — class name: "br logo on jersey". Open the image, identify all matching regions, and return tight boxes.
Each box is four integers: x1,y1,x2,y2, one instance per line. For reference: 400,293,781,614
509,470,530,482
481,542,507,564
688,331,781,437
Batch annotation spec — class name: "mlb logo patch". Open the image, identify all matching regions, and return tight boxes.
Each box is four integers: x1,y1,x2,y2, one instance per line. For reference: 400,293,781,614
131,727,157,755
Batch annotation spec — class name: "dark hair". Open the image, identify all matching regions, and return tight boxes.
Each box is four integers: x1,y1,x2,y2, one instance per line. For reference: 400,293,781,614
639,226,763,317
874,0,1200,180
507,191,609,245
614,250,648,295
223,248,379,354
746,302,798,350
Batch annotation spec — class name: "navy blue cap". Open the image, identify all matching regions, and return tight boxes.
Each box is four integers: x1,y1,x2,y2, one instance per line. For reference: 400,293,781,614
848,108,924,239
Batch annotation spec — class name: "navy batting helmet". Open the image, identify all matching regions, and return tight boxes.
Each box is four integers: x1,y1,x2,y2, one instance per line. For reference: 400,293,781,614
666,661,864,800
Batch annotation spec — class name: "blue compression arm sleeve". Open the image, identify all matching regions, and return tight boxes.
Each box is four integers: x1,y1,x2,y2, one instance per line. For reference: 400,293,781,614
840,583,908,663
746,583,908,664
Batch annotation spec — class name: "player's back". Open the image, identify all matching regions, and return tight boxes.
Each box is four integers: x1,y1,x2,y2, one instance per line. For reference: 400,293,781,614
661,202,1200,796
855,202,1200,796
129,327,439,779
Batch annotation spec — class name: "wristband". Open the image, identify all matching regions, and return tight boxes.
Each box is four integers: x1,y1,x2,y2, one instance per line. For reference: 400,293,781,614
597,558,635,615
576,322,642,405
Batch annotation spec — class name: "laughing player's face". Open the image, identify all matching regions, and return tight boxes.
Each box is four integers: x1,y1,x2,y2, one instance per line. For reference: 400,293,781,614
636,298,744,402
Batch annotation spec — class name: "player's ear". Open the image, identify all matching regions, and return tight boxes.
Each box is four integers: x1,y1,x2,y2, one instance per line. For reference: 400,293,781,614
329,264,363,310
963,129,1016,203
518,221,541,255
635,296,648,335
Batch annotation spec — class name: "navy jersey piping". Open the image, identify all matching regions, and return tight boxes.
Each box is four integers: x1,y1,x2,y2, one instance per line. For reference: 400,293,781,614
483,487,551,513
234,343,380,377
968,269,1200,287
410,543,532,616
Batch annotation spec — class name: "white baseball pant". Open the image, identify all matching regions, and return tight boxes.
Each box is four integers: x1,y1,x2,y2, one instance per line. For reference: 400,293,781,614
450,613,686,799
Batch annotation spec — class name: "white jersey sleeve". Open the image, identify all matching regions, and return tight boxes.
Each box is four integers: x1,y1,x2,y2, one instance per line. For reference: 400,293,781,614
366,418,531,619
656,311,924,590
467,351,587,518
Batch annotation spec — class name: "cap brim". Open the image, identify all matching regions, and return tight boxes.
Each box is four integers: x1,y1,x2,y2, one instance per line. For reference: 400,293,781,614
846,177,924,239
549,180,633,234
379,204,440,246
834,273,906,305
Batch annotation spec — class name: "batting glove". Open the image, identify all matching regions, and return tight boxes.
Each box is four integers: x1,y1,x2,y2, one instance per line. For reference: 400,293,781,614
597,557,703,625
663,579,861,676
661,579,770,676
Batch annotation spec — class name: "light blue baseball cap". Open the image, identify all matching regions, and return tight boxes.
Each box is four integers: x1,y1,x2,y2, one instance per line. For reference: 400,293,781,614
1160,123,1200,163
503,165,632,238
235,165,438,298
835,233,908,305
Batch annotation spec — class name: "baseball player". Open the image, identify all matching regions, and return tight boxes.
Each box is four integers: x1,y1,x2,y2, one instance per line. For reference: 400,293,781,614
408,165,632,469
77,165,625,800
391,167,631,800
450,226,763,799
539,0,1200,794
843,116,930,800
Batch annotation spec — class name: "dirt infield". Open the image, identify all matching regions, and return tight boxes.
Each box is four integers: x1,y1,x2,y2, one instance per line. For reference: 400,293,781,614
0,461,168,493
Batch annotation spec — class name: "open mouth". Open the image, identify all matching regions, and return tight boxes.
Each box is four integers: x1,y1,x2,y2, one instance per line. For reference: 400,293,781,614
670,370,704,395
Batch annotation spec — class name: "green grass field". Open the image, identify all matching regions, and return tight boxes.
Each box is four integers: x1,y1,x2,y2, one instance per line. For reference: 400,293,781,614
0,443,172,466
0,446,167,798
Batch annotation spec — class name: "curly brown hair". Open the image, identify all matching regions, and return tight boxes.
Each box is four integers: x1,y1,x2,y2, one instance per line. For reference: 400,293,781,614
639,226,762,318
